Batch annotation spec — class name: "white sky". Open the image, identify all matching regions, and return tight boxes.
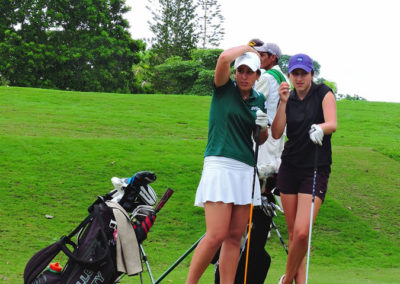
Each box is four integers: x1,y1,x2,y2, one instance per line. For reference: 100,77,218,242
125,0,400,103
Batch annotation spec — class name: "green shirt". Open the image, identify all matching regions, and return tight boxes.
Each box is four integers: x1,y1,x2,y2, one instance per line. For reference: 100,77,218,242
204,79,267,166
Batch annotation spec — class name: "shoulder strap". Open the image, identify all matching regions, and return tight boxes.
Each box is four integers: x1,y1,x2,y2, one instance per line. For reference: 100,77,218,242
264,69,286,84
59,203,111,268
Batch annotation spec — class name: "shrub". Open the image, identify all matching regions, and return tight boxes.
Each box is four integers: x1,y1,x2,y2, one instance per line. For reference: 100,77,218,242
190,70,214,96
151,56,201,94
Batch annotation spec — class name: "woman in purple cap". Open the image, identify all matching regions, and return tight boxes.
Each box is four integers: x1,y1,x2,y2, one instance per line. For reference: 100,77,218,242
185,44,269,284
271,54,337,284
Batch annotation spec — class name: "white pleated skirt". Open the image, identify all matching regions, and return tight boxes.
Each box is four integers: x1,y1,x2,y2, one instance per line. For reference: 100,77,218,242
195,156,261,207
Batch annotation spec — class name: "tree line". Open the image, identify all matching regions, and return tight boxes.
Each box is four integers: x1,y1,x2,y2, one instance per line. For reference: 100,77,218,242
0,0,361,99
0,0,143,93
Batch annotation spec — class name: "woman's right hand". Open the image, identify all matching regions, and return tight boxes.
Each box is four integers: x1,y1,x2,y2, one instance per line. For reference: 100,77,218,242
278,82,290,103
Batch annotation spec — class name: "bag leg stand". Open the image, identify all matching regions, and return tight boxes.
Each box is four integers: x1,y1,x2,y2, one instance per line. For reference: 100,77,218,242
140,243,155,284
155,234,205,284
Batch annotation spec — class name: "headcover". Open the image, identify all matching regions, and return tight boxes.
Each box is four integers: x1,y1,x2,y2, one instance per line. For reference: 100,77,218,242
129,171,157,187
138,185,157,206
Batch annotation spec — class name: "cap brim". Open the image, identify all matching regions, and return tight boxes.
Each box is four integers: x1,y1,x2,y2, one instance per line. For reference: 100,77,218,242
253,46,265,52
236,63,258,72
288,64,312,73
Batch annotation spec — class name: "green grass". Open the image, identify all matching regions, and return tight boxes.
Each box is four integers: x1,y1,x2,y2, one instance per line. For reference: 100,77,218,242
0,86,399,283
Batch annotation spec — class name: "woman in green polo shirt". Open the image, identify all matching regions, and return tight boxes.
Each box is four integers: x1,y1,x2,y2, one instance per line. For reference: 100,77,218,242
186,45,269,284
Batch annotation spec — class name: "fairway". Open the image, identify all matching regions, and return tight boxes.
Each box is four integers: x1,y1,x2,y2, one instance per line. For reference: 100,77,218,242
0,87,399,283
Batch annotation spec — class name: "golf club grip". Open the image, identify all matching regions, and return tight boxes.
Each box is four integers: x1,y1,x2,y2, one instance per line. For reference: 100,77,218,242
155,188,174,212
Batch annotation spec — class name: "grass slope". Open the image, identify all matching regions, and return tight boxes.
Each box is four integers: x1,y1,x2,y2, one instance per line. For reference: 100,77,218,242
0,86,399,283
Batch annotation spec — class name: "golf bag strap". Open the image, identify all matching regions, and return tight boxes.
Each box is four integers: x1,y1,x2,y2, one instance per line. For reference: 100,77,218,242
264,69,287,84
59,204,111,268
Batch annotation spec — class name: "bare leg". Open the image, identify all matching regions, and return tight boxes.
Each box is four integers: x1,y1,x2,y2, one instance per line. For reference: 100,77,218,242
281,193,322,284
218,204,250,284
186,202,234,284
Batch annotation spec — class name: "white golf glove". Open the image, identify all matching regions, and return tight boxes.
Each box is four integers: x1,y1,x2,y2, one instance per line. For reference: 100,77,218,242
255,110,268,130
309,124,324,146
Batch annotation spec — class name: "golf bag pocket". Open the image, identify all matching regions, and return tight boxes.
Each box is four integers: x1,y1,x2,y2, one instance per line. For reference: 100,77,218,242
24,201,119,284
24,241,63,284
59,202,119,283
32,264,62,284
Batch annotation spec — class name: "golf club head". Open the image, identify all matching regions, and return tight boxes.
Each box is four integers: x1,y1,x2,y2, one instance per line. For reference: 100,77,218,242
261,196,276,217
131,205,156,222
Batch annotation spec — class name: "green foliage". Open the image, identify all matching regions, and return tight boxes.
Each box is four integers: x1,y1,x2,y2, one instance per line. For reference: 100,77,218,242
0,0,143,93
132,50,155,94
316,77,338,94
337,93,366,101
148,0,199,62
152,56,201,94
190,69,215,96
278,55,290,74
149,48,222,95
190,48,222,69
197,0,225,48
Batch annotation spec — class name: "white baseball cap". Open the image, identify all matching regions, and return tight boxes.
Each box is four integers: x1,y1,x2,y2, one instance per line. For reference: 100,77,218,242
234,52,261,72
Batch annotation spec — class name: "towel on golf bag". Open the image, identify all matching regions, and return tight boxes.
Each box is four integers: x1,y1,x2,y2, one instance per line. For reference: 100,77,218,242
24,200,119,284
106,201,142,275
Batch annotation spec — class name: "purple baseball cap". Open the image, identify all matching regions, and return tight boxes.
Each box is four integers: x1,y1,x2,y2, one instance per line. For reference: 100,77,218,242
288,54,314,73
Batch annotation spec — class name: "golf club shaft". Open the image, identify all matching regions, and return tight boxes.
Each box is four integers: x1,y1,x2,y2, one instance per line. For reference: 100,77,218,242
271,219,288,254
305,145,319,284
243,126,261,284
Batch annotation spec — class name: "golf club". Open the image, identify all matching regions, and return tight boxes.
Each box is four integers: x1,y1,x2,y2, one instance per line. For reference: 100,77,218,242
243,125,261,284
305,145,319,284
260,197,288,255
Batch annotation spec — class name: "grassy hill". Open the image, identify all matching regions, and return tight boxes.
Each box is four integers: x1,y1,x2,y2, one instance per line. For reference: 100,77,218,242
0,87,399,283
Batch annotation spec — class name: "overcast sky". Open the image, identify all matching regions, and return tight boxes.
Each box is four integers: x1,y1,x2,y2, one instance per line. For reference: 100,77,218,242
125,0,400,103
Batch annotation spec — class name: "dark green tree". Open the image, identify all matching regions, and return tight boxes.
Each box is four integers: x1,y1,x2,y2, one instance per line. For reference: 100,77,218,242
197,0,225,48
148,48,222,95
147,0,198,62
0,0,143,93
190,48,222,69
316,78,337,94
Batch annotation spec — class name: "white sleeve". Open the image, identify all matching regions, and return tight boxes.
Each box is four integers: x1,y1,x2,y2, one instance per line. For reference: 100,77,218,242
255,75,270,100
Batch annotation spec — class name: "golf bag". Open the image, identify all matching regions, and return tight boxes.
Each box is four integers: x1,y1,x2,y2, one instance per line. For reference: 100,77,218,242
24,171,161,284
214,175,282,284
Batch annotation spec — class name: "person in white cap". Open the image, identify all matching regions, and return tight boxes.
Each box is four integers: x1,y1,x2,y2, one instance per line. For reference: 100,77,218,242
186,44,269,284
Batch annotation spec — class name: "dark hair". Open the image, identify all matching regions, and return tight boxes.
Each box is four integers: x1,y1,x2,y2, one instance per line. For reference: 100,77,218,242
267,52,279,65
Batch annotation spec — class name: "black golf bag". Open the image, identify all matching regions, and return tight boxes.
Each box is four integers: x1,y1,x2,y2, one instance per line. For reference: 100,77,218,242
214,175,282,284
24,171,163,284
